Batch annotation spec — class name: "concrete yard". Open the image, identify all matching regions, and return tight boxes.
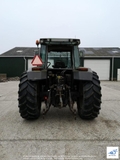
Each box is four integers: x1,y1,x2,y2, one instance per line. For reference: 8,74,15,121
0,81,120,160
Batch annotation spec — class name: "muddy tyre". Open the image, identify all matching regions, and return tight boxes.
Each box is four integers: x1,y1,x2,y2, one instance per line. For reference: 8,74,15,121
77,72,102,120
18,72,41,120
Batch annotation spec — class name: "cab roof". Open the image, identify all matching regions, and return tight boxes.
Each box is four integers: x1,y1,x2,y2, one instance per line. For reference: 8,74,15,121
39,38,80,45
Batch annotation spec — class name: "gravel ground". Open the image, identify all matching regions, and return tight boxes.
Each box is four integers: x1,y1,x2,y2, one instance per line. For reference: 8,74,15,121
0,81,120,160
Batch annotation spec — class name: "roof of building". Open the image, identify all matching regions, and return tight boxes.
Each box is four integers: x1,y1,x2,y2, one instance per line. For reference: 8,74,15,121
0,47,37,57
79,47,120,57
0,47,120,57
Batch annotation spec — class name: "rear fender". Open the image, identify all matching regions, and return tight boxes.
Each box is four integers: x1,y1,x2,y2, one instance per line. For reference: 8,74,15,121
73,68,92,81
27,70,47,81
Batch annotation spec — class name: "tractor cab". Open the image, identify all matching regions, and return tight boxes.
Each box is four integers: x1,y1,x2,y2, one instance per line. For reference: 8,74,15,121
35,38,80,70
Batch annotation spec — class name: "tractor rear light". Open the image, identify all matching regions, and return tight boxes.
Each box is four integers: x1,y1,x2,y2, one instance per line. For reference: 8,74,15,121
32,67,43,71
78,67,88,71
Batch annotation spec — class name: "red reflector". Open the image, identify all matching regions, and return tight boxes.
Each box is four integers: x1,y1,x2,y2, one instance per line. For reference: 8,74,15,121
78,67,88,71
44,96,48,100
31,55,43,66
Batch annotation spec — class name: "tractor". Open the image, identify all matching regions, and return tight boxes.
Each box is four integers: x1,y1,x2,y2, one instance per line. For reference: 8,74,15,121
18,38,102,120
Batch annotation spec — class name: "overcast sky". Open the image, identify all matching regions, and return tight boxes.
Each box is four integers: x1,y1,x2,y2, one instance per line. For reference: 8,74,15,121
0,0,120,54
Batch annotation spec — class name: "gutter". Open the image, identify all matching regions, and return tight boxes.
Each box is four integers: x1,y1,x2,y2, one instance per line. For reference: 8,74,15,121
84,56,120,58
0,56,33,58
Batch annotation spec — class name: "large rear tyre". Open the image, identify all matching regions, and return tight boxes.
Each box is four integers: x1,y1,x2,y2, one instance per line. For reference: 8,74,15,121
18,72,41,120
77,72,102,120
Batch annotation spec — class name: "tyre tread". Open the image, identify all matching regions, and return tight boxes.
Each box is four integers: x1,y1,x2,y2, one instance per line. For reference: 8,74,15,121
78,71,102,120
18,72,40,120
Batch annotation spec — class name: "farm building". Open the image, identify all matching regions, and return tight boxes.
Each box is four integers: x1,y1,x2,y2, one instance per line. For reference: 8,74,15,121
79,47,120,81
0,47,36,78
0,47,120,80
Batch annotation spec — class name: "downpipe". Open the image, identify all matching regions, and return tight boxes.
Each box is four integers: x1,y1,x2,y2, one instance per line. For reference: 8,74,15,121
111,56,114,81
23,57,27,71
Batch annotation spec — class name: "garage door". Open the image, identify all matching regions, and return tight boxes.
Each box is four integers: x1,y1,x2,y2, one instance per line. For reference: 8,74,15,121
84,59,110,80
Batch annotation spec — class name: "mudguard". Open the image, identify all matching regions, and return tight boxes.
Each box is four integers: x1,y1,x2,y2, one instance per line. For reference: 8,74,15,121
73,68,93,81
27,70,47,81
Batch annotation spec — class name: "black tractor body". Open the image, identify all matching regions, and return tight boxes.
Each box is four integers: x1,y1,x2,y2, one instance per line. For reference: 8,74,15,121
18,38,102,120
